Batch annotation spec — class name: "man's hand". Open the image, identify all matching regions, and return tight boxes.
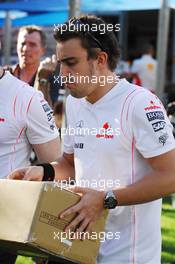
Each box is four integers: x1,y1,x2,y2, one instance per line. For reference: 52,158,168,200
60,187,105,235
8,166,44,181
37,54,57,107
38,54,57,77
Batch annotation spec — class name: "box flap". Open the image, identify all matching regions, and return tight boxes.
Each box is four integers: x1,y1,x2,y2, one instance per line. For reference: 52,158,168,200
0,180,43,242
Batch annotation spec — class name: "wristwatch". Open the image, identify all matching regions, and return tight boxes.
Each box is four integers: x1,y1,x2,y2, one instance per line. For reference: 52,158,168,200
104,190,118,209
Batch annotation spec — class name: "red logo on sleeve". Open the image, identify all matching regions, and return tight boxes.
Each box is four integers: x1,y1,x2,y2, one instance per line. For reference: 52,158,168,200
144,100,161,111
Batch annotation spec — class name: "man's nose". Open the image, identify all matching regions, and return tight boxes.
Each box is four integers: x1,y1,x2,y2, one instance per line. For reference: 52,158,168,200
22,44,29,52
60,64,70,78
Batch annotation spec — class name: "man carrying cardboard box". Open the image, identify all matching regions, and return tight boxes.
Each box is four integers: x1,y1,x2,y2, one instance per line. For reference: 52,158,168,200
10,15,175,264
0,67,60,263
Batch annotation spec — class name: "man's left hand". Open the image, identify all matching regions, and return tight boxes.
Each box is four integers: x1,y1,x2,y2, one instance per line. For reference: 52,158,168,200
60,187,105,235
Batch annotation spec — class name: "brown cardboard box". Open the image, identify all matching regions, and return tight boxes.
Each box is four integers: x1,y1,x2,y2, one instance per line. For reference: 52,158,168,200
0,180,108,264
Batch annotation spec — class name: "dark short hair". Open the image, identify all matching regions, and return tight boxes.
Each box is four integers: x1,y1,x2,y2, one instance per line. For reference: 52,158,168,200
142,43,154,54
18,25,46,48
54,15,120,71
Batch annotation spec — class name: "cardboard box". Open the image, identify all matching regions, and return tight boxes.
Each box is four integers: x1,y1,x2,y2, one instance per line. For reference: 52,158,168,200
0,180,108,264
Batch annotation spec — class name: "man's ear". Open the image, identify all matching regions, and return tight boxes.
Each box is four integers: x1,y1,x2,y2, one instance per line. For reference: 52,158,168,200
97,52,108,68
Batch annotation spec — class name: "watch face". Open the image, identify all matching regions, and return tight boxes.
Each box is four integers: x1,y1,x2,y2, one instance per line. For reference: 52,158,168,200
104,196,117,209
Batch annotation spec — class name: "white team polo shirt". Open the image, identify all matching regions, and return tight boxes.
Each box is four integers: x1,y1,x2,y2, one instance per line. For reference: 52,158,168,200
64,79,175,264
0,71,59,178
131,55,157,92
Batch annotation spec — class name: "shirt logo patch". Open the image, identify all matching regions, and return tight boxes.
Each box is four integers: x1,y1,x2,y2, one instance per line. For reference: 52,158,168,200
146,111,165,122
96,122,114,139
144,101,161,111
147,63,154,71
152,121,166,132
76,120,84,128
41,102,55,131
74,143,84,149
159,132,169,145
42,103,51,112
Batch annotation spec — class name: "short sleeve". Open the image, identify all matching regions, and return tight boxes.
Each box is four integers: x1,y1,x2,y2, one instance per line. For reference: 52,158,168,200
26,92,59,144
132,92,175,158
63,96,75,154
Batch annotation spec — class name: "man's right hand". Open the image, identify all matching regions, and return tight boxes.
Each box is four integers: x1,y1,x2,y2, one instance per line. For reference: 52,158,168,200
8,166,44,181
38,54,57,77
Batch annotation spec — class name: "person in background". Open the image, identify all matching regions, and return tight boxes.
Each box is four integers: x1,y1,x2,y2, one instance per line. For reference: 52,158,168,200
38,55,65,109
131,43,157,92
4,25,53,107
115,59,131,80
